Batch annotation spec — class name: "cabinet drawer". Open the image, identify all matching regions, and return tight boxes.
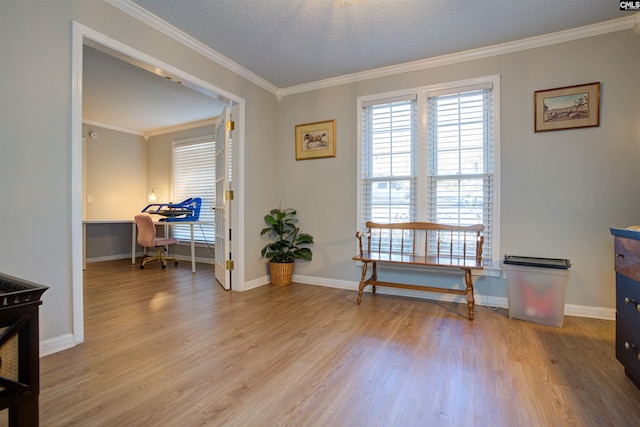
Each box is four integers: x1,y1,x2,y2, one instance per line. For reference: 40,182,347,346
614,237,640,281
616,273,640,321
616,313,640,384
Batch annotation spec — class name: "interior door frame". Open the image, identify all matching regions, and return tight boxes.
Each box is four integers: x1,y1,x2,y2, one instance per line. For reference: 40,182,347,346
71,21,245,345
214,107,232,290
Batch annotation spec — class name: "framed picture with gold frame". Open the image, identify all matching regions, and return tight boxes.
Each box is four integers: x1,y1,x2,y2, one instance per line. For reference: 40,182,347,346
295,119,336,160
534,82,600,132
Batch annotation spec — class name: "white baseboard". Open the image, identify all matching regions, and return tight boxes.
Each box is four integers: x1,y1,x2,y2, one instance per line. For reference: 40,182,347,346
173,254,214,264
564,304,615,320
292,274,357,290
292,274,616,321
86,253,214,265
242,275,271,291
40,333,77,357
85,253,134,263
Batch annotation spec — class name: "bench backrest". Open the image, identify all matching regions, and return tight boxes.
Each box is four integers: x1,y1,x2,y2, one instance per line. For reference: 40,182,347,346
357,221,484,265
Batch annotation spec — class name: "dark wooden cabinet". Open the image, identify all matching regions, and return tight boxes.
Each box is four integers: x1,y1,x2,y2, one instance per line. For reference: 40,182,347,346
611,228,640,388
0,273,48,426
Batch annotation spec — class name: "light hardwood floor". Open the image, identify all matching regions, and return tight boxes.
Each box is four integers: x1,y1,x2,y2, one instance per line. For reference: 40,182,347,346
21,260,640,425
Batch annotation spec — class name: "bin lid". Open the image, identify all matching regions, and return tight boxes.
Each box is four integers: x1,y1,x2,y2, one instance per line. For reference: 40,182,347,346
503,255,571,270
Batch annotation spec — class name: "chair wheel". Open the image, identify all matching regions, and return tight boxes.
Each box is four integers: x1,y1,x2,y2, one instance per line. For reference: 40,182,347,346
162,264,167,269
140,265,144,270
174,261,179,266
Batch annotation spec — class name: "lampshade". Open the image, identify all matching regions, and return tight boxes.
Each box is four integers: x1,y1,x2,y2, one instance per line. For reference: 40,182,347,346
148,188,162,202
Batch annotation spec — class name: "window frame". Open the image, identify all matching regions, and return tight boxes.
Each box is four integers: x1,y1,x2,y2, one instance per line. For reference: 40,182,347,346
356,75,501,273
360,95,417,226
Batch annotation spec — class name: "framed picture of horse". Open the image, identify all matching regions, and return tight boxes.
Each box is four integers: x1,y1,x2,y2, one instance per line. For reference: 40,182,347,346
295,119,336,160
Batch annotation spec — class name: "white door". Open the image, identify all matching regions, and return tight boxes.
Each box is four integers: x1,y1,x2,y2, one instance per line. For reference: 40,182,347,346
214,106,232,290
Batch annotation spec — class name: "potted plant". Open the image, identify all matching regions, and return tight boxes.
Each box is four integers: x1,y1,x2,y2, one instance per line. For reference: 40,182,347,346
260,208,314,286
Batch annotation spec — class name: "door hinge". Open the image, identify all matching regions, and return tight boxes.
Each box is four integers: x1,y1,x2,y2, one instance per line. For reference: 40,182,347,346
226,120,235,131
225,260,235,270
225,190,234,200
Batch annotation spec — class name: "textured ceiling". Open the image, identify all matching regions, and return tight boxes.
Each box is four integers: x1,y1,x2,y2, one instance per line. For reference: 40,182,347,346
130,0,625,88
86,0,629,133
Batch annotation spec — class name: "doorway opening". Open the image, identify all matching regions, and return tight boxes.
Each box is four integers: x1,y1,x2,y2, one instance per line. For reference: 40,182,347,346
71,21,245,345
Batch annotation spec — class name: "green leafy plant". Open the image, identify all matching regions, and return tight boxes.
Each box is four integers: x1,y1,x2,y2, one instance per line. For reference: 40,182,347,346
260,208,314,263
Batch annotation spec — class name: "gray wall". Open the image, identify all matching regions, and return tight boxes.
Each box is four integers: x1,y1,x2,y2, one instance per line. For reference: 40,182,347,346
277,29,640,313
85,222,134,261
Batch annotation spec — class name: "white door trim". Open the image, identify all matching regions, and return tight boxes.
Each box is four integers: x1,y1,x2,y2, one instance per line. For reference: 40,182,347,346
71,21,246,345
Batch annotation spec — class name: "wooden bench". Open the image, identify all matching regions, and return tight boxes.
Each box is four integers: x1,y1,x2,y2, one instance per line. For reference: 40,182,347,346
353,221,484,320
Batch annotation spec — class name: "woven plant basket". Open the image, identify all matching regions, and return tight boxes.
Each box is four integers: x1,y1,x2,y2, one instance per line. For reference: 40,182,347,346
270,262,294,286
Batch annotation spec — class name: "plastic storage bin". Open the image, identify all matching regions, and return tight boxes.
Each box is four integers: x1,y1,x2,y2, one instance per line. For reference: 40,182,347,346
504,255,571,327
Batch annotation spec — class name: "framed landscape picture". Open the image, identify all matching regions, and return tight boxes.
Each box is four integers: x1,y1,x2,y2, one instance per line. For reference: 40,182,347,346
295,119,336,160
534,82,600,132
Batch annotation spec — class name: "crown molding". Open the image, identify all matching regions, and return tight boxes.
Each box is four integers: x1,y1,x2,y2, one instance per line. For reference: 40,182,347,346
82,119,143,137
106,0,279,95
107,1,633,99
144,118,216,139
278,15,634,97
83,118,216,140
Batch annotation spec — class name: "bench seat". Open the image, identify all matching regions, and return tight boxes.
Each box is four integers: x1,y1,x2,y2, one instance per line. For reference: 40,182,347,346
354,252,482,269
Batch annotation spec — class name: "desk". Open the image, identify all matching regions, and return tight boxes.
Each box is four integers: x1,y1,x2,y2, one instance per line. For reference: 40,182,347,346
83,219,212,273
82,219,135,269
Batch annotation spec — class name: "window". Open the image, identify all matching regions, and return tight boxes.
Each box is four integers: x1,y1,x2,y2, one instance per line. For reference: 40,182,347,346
360,96,417,225
358,76,500,269
172,137,215,243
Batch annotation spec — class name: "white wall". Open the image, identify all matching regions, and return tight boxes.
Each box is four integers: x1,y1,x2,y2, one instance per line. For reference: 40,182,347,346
277,29,640,313
82,124,147,220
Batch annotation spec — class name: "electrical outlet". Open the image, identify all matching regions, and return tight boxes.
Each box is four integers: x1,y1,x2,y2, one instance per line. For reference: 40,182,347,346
87,195,93,203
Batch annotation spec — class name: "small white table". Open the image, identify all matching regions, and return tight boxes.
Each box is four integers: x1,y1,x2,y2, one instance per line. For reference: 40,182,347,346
83,219,213,273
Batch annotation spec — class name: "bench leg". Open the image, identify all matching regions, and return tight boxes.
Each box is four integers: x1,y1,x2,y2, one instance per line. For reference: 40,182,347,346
464,269,475,321
356,262,369,304
371,262,377,294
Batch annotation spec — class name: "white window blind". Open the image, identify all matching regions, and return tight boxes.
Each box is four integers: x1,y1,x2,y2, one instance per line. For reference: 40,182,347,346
361,97,417,237
172,138,215,243
427,87,494,263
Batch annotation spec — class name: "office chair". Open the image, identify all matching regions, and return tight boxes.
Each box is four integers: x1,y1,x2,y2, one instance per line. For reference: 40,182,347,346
134,214,179,269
